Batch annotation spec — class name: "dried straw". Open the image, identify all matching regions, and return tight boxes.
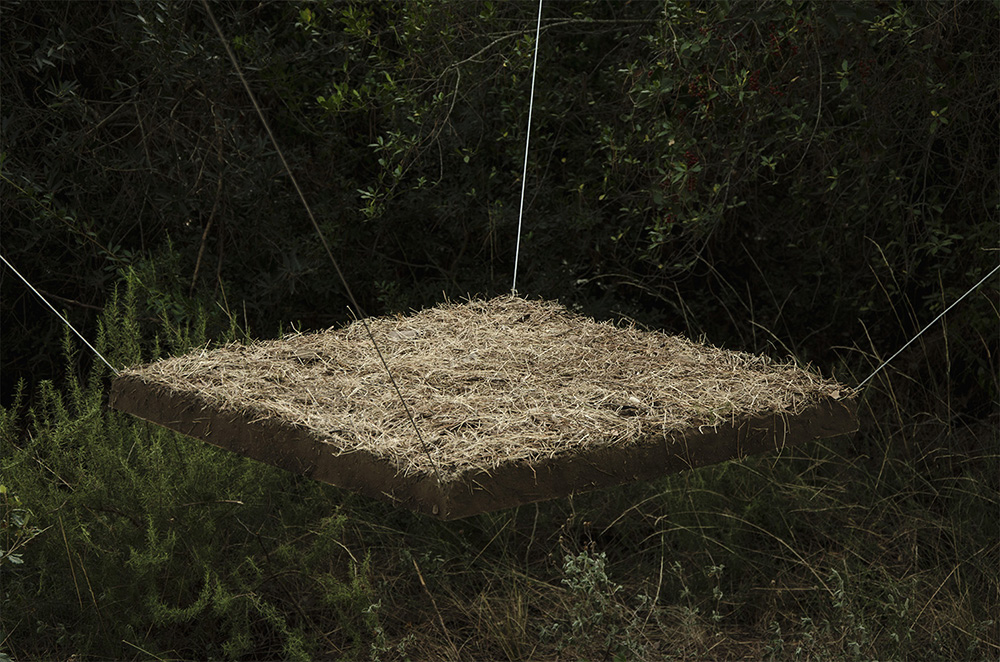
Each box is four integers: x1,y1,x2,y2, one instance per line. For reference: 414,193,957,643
123,296,850,479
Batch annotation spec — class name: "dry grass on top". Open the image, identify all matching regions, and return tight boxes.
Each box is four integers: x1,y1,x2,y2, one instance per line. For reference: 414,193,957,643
122,296,851,479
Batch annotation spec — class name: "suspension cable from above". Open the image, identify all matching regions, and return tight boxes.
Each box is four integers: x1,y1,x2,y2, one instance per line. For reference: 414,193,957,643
511,0,544,296
200,0,444,486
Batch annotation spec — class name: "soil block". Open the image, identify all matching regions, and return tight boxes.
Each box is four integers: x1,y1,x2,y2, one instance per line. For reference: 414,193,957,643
109,296,858,520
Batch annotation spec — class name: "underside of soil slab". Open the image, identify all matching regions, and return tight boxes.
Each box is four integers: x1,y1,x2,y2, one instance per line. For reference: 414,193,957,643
109,296,858,520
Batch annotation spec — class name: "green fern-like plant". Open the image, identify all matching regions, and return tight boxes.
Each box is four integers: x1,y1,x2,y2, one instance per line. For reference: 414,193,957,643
0,273,377,660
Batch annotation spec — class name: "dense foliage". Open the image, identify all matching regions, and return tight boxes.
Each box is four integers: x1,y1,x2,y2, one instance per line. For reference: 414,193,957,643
1,1,997,659
3,0,997,398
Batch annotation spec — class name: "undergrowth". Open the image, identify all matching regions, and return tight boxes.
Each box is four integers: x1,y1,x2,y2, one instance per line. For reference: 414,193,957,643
1,276,376,661
1,273,997,661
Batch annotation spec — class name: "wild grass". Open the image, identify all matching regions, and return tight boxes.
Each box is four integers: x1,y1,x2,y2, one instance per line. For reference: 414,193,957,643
1,277,997,661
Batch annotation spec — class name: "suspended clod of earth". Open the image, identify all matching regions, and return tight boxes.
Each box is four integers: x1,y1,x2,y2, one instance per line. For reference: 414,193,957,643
110,296,858,520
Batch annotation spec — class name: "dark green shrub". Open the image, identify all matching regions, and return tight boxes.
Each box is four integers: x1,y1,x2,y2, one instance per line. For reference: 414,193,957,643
0,275,377,660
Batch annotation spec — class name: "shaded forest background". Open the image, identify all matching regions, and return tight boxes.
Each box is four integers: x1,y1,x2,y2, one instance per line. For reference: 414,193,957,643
1,1,998,660
2,0,995,401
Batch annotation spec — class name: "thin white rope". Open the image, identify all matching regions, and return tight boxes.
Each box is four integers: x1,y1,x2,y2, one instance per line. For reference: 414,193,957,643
0,252,120,375
511,0,544,295
857,261,1000,388
199,0,445,486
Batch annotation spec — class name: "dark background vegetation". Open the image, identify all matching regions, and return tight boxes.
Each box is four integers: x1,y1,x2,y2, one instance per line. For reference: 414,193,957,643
1,1,997,660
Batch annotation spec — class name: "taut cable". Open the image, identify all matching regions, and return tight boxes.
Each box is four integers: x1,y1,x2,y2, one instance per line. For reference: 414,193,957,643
857,261,1000,388
201,0,443,486
0,253,120,375
511,0,544,295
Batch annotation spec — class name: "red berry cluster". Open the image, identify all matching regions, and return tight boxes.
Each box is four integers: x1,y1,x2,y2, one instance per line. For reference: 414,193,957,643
767,83,784,98
631,67,652,86
767,23,801,59
684,150,700,191
687,77,708,105
768,31,782,57
748,69,761,92
858,58,875,84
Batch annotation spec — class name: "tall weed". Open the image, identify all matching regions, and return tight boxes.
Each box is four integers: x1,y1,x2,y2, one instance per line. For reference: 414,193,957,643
0,274,376,660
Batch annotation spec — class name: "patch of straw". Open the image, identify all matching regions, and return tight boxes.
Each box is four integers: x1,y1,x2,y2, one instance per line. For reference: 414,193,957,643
124,296,850,479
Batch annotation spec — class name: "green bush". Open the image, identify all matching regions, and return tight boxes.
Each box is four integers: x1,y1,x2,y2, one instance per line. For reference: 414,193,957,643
0,276,377,660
